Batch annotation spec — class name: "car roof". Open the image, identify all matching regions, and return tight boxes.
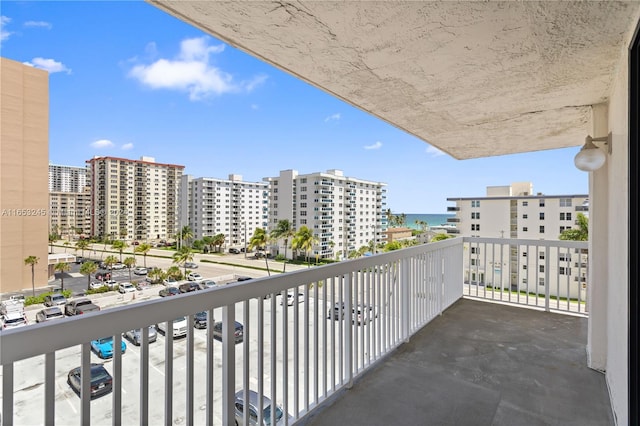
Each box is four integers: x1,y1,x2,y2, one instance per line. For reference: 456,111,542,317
42,307,62,314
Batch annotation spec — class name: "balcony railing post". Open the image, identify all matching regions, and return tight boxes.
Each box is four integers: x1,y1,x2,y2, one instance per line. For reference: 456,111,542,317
401,257,411,342
545,245,551,312
222,304,236,426
345,272,353,389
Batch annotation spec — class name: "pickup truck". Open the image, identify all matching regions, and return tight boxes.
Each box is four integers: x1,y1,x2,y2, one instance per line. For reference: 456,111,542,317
64,298,101,316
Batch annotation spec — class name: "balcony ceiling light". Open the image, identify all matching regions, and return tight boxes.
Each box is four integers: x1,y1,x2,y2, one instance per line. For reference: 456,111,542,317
574,133,612,172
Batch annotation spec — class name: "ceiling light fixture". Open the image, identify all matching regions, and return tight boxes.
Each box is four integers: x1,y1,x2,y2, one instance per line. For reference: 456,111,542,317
574,133,612,172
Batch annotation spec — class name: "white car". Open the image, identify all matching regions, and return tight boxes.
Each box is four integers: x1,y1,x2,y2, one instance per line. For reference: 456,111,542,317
111,263,126,270
89,281,105,290
104,280,118,289
1,312,28,329
133,267,148,275
163,277,178,286
187,272,203,281
156,317,188,338
118,282,136,293
280,291,305,306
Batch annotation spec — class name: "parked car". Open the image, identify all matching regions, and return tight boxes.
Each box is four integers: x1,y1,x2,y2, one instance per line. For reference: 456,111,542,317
163,277,178,286
111,263,126,270
236,276,253,282
327,302,346,320
64,297,100,316
104,280,118,289
156,317,188,338
159,287,181,297
212,321,244,344
179,282,201,293
94,271,112,281
200,280,217,289
35,306,65,323
123,326,157,346
135,281,151,291
1,312,28,329
193,311,210,329
234,390,291,426
280,291,305,306
90,336,127,359
184,262,198,269
43,293,67,307
352,305,378,325
187,272,203,281
228,248,240,254
118,282,136,294
67,364,113,399
89,281,105,290
133,267,148,275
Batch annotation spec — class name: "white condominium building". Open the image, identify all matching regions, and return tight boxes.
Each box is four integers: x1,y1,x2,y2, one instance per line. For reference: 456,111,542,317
446,182,588,240
181,174,269,248
264,169,387,260
87,156,183,243
48,163,87,193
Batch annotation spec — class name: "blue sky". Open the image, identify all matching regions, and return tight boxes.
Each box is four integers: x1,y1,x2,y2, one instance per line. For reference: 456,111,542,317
1,1,588,213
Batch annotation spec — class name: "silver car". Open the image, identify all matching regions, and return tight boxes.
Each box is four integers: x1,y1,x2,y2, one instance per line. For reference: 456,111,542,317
124,326,158,346
234,390,292,426
35,306,65,323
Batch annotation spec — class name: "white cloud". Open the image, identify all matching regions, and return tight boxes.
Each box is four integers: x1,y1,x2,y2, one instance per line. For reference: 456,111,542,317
121,143,134,151
91,139,114,149
1,16,12,42
24,21,52,29
425,145,446,157
23,57,71,74
324,113,341,122
129,36,266,101
364,141,383,150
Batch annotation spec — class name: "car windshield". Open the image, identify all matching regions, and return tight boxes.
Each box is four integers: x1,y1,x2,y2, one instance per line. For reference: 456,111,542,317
5,317,25,325
47,311,63,318
263,404,284,425
174,317,186,322
90,367,111,382
98,337,113,344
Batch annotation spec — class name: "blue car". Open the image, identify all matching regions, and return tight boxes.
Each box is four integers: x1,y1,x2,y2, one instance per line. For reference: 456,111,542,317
90,336,127,359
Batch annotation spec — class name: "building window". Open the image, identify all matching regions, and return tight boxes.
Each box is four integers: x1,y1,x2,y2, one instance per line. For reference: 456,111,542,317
522,201,528,206
539,226,545,233
539,199,545,207
522,264,527,270
522,214,528,219
559,198,572,207
539,212,545,220
523,227,528,232
471,258,477,266
471,224,480,231
471,200,480,208
471,212,480,219
566,212,572,221
560,212,566,220
559,267,571,275
471,247,479,254
539,251,545,260
522,251,527,257
539,265,545,273
538,278,545,286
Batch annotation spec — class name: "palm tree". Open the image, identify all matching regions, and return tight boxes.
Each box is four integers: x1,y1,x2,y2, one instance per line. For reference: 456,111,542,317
270,219,295,273
292,226,319,268
80,261,98,291
75,239,90,259
177,225,193,249
54,262,71,291
24,256,39,297
147,267,165,284
249,228,271,275
103,255,118,271
63,241,71,253
173,246,194,276
48,233,59,254
559,212,589,241
166,265,182,281
202,236,214,253
111,240,128,262
134,242,152,268
123,256,136,281
213,233,226,252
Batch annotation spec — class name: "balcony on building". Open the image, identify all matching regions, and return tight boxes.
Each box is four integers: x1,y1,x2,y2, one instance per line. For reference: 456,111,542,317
447,206,460,212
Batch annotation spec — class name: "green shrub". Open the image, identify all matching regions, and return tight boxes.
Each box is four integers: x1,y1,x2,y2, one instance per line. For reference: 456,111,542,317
86,286,111,295
24,290,72,306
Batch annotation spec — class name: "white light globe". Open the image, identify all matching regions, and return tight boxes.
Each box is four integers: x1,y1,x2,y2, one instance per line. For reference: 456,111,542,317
574,142,606,172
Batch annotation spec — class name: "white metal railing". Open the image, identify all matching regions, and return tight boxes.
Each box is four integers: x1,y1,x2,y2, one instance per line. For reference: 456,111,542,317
0,238,462,426
1,236,587,425
461,237,589,316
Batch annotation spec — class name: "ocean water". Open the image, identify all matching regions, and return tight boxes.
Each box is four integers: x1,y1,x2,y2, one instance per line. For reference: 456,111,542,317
397,213,455,229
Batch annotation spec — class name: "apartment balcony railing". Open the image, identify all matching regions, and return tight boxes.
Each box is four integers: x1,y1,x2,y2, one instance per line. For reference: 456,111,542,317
0,237,588,425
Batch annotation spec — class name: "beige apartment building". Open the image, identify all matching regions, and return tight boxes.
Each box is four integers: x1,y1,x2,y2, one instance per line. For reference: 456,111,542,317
87,156,183,243
0,57,50,294
49,189,92,240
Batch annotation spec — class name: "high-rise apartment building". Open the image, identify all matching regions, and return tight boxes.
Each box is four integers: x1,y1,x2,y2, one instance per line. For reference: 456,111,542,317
87,156,183,243
181,174,269,248
48,163,87,193
0,57,49,293
264,169,387,260
446,182,588,240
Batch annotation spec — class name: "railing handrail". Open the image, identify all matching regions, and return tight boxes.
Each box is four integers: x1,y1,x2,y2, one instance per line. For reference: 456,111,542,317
462,236,588,250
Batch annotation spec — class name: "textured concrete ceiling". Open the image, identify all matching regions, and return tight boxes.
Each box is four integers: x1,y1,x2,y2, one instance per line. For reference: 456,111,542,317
148,1,639,159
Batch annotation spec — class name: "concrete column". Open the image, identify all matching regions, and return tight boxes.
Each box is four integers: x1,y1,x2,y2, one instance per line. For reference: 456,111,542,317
587,102,608,371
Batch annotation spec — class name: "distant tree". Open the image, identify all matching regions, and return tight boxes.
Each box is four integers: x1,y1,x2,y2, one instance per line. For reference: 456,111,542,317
49,233,59,254
24,255,39,297
147,267,165,284
177,225,193,249
173,246,194,276
384,241,403,251
431,233,452,242
166,266,182,280
63,241,71,253
559,212,589,241
80,261,98,291
75,239,90,259
213,233,226,252
270,219,295,272
111,240,128,262
123,256,136,281
134,243,152,268
202,236,215,253
103,255,118,271
54,262,71,291
292,226,319,268
249,228,271,275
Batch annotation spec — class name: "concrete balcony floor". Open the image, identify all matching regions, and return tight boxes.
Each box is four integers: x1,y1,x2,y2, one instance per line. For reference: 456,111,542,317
303,298,613,426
